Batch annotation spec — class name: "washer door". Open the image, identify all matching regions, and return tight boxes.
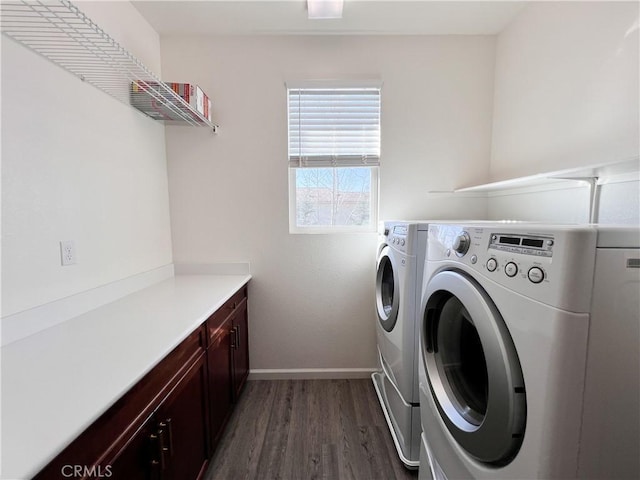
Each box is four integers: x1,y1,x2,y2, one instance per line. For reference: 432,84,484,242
421,270,526,466
376,245,399,332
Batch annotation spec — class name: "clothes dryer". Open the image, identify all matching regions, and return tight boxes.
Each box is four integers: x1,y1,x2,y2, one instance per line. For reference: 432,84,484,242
578,226,640,479
418,223,597,479
372,221,429,468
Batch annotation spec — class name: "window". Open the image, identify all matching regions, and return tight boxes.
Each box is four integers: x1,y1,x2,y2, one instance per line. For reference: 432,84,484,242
287,83,381,233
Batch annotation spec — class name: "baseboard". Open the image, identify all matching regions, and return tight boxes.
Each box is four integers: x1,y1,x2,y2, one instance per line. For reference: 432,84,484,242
248,368,378,380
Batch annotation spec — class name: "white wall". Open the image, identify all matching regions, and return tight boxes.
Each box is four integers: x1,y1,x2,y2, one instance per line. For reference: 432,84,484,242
598,179,640,224
78,1,162,75
161,35,495,373
487,184,592,223
1,2,173,321
488,1,639,224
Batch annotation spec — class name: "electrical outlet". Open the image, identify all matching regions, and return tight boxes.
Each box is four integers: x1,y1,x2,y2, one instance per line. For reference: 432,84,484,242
60,240,77,266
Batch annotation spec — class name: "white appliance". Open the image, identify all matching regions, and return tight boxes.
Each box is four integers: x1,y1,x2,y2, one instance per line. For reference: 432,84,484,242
578,226,640,479
418,223,598,479
419,432,437,480
372,220,429,468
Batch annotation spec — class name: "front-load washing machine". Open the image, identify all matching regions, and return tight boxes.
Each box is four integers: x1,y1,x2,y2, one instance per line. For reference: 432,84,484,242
372,220,429,468
418,223,598,479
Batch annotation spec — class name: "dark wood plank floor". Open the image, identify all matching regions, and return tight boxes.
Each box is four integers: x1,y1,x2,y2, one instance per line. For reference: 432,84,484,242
205,379,419,480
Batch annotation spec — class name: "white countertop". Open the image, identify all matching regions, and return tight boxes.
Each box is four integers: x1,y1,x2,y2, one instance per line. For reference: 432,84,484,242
1,273,251,480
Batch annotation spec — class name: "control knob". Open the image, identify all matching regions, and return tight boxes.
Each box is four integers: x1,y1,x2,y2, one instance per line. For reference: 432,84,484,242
505,262,518,277
453,232,471,256
528,267,544,284
486,258,498,272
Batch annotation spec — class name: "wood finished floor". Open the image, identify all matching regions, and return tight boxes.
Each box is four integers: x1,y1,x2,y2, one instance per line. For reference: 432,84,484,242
205,379,419,480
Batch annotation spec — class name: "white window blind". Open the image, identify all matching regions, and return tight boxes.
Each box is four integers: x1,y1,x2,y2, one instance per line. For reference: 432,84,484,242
288,88,381,167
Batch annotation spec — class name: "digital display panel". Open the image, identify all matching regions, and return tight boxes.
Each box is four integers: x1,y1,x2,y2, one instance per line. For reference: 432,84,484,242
522,238,544,248
490,233,553,257
499,236,521,245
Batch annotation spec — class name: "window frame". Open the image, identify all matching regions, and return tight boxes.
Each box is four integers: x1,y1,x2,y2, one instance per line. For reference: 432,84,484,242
288,166,379,234
286,81,381,234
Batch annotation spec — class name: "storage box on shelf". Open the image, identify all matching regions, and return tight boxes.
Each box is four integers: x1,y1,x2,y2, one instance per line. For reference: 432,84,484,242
167,83,213,122
131,81,213,124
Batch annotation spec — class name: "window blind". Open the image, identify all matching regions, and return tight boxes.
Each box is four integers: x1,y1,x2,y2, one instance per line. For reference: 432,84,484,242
288,88,381,167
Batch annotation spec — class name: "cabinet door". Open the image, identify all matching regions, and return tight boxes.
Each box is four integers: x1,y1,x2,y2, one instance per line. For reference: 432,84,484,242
231,298,249,401
108,416,160,480
208,316,233,451
156,353,210,480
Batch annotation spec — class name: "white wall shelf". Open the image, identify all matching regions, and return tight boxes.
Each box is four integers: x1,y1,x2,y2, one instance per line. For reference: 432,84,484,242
454,157,639,194
0,0,219,133
430,157,639,223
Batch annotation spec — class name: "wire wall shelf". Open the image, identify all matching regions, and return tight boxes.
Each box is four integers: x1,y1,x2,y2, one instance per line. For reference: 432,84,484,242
1,0,219,132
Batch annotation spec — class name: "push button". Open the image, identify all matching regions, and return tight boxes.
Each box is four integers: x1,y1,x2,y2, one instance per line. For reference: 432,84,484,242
486,258,497,272
528,267,544,284
505,262,518,277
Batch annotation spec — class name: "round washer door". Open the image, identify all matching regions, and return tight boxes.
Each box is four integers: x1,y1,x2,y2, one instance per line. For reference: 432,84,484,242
376,245,399,332
421,270,526,466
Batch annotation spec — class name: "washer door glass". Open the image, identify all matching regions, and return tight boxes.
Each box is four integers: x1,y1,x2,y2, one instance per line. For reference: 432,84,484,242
421,270,526,466
437,296,488,426
376,246,399,332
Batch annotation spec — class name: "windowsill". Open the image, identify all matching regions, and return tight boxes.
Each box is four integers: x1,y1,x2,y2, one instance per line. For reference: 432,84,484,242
289,226,377,234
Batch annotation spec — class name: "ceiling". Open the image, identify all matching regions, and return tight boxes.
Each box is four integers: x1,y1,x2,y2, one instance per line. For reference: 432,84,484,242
132,1,527,36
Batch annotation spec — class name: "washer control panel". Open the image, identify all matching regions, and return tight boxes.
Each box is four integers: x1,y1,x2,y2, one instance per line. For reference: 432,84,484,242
489,233,554,257
484,233,554,285
432,227,555,287
427,223,598,312
387,224,408,252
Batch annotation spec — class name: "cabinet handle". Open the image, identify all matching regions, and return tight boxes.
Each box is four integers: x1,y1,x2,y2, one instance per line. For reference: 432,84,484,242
159,418,174,457
231,325,239,349
230,326,237,349
235,325,241,349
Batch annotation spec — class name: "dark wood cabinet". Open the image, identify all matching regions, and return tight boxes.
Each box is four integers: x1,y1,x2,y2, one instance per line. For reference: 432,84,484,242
231,297,249,401
207,316,233,452
205,284,249,451
108,354,209,480
108,416,157,480
156,354,210,480
34,283,249,480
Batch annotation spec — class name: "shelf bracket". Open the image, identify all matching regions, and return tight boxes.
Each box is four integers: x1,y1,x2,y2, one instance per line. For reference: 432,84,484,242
554,176,600,223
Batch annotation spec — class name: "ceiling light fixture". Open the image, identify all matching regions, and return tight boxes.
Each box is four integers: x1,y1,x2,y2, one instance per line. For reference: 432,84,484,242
307,0,343,20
